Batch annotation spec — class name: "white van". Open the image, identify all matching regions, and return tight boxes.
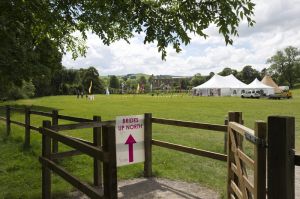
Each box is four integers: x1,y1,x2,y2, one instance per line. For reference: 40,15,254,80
241,90,260,99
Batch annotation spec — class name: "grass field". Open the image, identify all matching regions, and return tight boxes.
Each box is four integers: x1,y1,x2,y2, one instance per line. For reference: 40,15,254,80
0,90,300,199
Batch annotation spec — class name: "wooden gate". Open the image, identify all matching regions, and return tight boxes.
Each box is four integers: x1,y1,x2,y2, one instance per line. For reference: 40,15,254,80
227,112,267,199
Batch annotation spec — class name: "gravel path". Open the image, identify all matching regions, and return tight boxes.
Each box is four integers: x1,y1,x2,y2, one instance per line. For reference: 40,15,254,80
68,178,220,199
67,168,300,199
117,178,220,199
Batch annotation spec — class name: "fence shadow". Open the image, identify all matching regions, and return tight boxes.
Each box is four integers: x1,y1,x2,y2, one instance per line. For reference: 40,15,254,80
118,178,213,199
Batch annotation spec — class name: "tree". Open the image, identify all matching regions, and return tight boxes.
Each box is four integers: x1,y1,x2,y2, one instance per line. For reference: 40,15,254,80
190,73,205,87
1,0,255,62
138,76,147,85
267,46,300,88
238,65,260,84
31,38,63,96
0,0,256,98
82,67,105,94
109,75,120,89
218,67,238,76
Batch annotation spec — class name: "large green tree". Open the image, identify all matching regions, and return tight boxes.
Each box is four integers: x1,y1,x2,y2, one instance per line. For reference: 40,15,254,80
238,65,260,84
267,46,300,88
81,67,105,94
1,0,256,61
1,0,256,98
190,73,205,87
109,75,120,89
218,67,238,76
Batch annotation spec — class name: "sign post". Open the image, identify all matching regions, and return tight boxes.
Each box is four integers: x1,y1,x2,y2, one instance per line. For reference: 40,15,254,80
115,115,145,166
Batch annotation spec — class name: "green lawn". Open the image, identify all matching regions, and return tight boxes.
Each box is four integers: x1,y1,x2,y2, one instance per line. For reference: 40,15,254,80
0,90,300,199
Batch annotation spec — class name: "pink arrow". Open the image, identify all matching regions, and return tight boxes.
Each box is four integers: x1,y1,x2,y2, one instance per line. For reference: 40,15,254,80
125,134,136,162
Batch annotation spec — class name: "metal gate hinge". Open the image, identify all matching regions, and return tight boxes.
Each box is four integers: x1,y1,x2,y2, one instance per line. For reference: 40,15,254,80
245,132,267,148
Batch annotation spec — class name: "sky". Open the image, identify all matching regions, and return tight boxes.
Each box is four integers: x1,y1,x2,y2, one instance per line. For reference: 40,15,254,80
62,0,300,76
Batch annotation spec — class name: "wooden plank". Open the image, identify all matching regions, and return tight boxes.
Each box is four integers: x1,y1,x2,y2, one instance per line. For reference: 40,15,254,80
227,112,243,199
231,162,254,194
231,162,238,176
42,121,52,199
237,148,254,169
102,126,117,199
41,128,105,161
29,125,40,132
224,118,228,153
230,129,248,198
51,150,83,160
144,113,153,177
69,136,94,146
152,117,227,132
10,120,26,127
51,120,115,131
93,116,102,187
243,175,254,195
6,105,11,136
9,106,25,112
39,157,103,198
57,114,93,122
30,110,53,117
295,155,300,166
52,110,59,153
152,139,227,162
254,121,267,199
268,116,295,199
24,107,31,147
0,116,6,121
231,181,243,199
228,122,254,137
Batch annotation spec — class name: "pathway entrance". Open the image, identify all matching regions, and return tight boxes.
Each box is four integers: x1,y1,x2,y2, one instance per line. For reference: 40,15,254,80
68,178,220,199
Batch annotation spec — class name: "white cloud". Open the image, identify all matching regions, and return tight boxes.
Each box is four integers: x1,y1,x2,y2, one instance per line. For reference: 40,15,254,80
62,0,300,76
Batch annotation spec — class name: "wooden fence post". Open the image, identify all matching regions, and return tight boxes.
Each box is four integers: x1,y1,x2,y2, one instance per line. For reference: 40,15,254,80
93,115,102,187
41,120,52,199
224,117,228,154
268,116,295,199
144,113,152,177
24,107,31,148
103,125,117,199
254,121,267,199
52,110,58,153
6,105,10,136
227,112,242,198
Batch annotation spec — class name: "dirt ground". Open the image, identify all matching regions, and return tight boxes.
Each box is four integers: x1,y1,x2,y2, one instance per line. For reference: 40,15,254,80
68,178,220,199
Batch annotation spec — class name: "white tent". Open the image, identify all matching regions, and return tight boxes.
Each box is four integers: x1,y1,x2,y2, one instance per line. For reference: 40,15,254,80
244,78,275,95
192,74,247,96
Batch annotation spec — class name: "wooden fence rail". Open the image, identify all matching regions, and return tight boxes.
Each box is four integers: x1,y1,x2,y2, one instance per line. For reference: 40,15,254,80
40,120,117,199
152,117,227,132
0,105,102,148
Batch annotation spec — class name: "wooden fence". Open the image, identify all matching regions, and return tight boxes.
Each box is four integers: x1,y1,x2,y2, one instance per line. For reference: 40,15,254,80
227,114,267,199
0,105,93,150
0,106,299,199
40,120,117,199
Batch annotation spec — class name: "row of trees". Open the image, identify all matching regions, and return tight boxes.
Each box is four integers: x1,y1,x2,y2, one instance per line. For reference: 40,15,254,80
1,45,299,100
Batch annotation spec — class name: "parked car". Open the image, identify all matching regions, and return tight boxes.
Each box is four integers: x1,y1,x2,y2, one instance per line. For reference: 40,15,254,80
241,90,261,99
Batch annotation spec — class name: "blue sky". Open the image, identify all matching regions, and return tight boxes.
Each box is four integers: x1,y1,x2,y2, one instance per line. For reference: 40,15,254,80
62,0,300,76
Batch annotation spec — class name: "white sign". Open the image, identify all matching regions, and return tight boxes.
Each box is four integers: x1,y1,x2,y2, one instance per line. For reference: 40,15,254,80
115,115,145,167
